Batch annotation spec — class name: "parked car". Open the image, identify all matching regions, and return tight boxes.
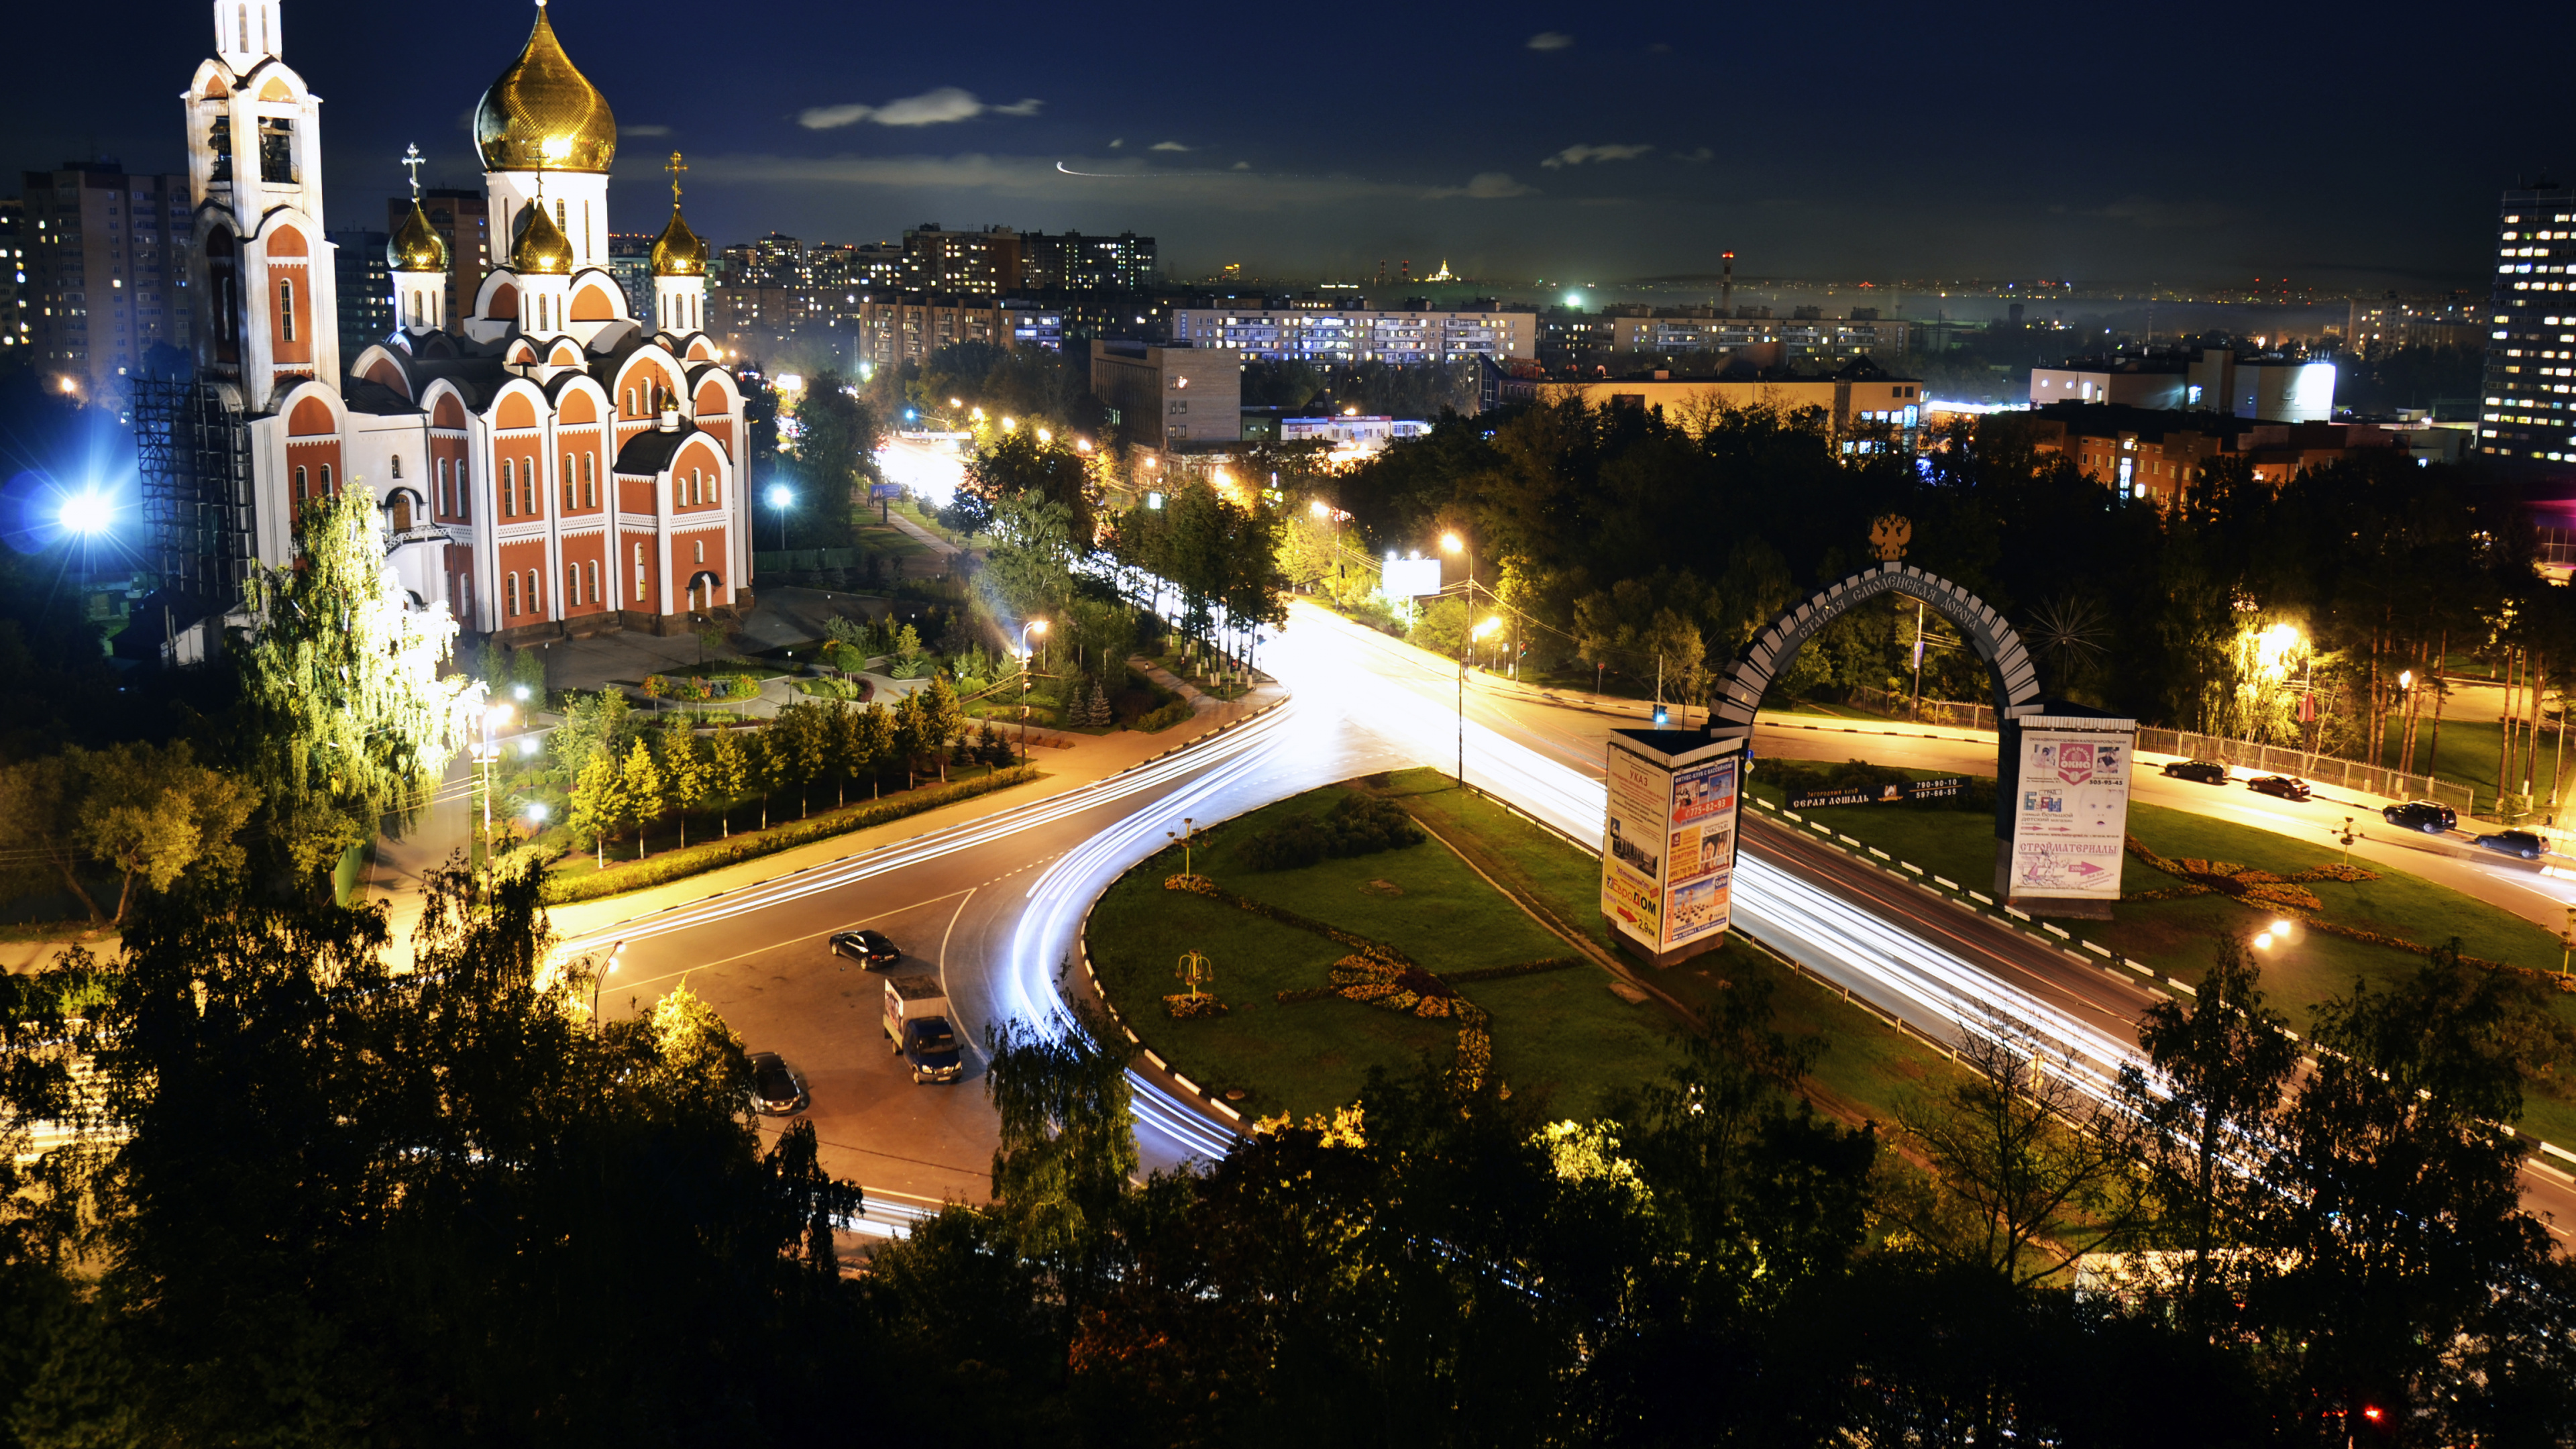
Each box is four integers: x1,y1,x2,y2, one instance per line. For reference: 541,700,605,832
884,975,965,1084
2163,759,2229,784
747,1051,810,1116
2475,829,2546,861
2247,775,2312,802
830,928,902,967
2382,800,2458,835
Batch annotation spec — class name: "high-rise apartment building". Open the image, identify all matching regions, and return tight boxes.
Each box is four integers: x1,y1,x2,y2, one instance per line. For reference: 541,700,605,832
605,231,655,315
1020,230,1157,292
2479,186,2576,468
902,223,1020,296
387,189,490,331
21,162,194,399
0,197,28,372
1169,304,1534,363
328,228,392,371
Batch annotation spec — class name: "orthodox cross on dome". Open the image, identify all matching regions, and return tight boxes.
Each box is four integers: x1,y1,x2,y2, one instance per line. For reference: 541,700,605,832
665,152,687,207
400,143,425,201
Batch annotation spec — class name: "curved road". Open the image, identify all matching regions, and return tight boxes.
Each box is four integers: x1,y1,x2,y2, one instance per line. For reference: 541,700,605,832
552,596,2576,1240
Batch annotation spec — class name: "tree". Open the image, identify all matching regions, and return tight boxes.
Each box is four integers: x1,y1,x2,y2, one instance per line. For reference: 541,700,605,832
945,423,1104,543
915,678,967,783
984,1006,1136,1281
855,703,896,798
2114,936,2298,1314
619,739,662,859
2254,944,2573,1440
1898,1008,2141,1286
1639,608,1707,722
0,857,864,1440
891,692,930,789
750,728,790,830
0,752,105,922
231,484,473,883
75,742,258,926
983,492,1079,621
1409,596,1472,657
569,748,627,868
704,729,751,837
663,730,710,849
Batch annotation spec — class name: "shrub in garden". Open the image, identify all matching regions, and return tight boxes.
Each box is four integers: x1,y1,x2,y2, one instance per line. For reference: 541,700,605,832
1243,792,1426,872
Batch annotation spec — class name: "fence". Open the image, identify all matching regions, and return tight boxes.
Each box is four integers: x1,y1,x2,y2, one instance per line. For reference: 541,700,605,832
1843,684,2477,817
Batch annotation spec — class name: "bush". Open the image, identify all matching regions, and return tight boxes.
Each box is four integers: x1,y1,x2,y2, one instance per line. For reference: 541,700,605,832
825,641,869,674
1243,792,1426,871
1132,697,1194,733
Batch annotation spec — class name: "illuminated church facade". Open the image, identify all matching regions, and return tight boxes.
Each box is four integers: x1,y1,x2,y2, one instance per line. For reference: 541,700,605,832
180,0,747,641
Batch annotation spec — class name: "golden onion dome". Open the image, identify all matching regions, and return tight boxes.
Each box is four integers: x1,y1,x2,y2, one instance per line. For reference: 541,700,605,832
474,3,616,174
650,206,708,277
388,200,449,272
509,199,575,275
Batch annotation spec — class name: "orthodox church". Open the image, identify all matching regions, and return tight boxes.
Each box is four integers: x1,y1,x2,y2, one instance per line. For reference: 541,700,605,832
180,0,747,641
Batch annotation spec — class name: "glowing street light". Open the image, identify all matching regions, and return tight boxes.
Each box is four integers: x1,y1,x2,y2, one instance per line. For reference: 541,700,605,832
766,484,793,549
1459,615,1507,787
58,492,111,535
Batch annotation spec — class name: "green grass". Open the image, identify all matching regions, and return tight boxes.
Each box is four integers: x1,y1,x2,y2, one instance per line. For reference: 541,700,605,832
1087,769,1972,1131
1089,780,1682,1121
1383,768,1969,1127
1747,761,2576,1146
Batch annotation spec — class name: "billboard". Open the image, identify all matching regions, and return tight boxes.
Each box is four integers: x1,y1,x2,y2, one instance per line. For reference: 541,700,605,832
1786,776,1963,810
1379,555,1443,600
2008,723,2134,902
869,482,905,501
1602,738,1740,960
1661,756,1739,950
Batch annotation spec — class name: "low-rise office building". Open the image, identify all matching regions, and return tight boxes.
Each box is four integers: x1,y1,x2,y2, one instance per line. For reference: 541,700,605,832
2031,349,2337,423
1091,341,1240,447
1491,364,1925,447
2025,402,2469,504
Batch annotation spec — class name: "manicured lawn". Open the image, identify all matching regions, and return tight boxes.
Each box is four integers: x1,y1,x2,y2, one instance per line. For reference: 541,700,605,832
1088,780,1676,1121
1087,770,1973,1130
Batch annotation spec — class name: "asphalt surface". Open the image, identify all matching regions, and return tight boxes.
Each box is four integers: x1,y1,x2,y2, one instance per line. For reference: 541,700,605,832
548,594,2576,1242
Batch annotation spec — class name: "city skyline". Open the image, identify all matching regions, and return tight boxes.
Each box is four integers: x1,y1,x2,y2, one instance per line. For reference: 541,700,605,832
6,0,2571,290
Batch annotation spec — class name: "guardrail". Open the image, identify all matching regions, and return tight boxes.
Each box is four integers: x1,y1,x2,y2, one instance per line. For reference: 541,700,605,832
1842,684,2477,818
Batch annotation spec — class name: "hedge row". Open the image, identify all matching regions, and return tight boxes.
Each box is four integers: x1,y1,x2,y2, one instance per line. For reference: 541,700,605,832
541,766,1044,904
1440,957,1585,985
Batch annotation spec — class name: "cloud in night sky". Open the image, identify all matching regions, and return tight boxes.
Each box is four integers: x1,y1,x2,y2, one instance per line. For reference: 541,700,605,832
1429,172,1537,200
620,123,672,138
797,88,1043,129
1525,32,1573,50
1541,144,1651,168
1150,141,1191,152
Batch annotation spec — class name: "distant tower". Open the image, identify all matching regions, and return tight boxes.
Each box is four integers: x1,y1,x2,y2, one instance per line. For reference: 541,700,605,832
649,152,710,337
1721,250,1735,318
388,144,450,338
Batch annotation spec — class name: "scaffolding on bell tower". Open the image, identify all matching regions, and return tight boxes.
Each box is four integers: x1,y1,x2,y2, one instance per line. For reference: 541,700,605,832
133,375,255,612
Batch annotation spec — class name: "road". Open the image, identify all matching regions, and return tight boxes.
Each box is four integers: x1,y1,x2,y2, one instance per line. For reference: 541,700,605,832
546,593,2576,1241
1279,600,2576,1237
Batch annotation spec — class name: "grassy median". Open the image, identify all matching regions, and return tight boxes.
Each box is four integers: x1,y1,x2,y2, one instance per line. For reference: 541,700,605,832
1086,769,1968,1129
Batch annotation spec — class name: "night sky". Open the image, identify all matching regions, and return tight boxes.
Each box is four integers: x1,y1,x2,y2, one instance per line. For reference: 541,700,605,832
8,1,2574,291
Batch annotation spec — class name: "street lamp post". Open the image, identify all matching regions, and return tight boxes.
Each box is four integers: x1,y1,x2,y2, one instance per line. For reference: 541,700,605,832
477,700,515,871
1441,529,1474,611
1018,619,1049,761
1460,616,1502,788
594,938,625,1031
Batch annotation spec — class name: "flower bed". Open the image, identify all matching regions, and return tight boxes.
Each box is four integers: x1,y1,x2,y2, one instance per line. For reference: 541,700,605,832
642,672,761,702
1164,993,1228,1020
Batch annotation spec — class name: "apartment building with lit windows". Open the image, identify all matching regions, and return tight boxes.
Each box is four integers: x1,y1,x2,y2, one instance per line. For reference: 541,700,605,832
21,162,194,399
2480,186,2576,469
1168,305,1534,363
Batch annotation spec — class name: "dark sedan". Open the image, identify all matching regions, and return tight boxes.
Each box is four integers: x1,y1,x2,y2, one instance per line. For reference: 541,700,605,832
2474,829,2547,861
2247,775,2312,802
2163,759,2229,784
830,928,902,967
2382,800,2457,835
747,1051,810,1116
